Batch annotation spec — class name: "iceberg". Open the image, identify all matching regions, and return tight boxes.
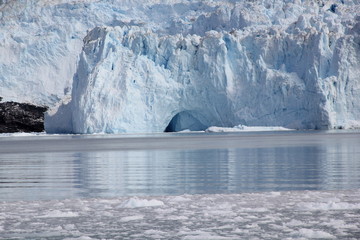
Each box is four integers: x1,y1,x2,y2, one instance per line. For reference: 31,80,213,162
45,0,360,133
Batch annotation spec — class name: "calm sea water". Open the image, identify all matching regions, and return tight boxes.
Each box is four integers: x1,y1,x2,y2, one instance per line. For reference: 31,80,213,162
0,131,360,201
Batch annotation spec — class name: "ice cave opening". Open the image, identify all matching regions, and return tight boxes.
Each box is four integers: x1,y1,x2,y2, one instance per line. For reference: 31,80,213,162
164,111,208,132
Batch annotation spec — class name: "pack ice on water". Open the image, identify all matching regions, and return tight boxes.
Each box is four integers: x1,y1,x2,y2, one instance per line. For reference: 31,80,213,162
1,190,360,239
1,0,359,133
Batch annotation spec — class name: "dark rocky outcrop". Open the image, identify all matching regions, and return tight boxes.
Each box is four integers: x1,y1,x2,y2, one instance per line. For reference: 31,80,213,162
0,99,48,133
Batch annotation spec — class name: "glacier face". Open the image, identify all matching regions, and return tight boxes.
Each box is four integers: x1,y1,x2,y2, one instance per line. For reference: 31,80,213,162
45,0,360,133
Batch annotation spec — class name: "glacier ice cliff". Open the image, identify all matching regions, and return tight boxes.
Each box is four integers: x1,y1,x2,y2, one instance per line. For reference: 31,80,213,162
45,0,360,133
1,0,359,133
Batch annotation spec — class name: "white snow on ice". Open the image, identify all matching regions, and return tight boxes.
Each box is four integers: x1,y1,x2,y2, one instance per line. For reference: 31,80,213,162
1,190,359,239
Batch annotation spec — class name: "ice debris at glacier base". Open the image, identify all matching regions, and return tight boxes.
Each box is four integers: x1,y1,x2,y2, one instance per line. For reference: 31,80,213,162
205,125,292,133
1,190,360,239
45,0,360,133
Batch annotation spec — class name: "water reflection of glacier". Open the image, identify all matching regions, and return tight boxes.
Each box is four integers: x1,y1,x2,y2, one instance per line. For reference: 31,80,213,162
1,133,360,201
74,143,360,199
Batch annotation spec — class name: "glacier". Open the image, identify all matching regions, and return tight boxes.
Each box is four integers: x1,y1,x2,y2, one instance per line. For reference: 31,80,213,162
0,0,359,133
46,0,360,133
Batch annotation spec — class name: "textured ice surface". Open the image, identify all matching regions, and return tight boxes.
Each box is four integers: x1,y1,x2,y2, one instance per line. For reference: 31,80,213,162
44,0,360,133
0,0,220,105
1,190,360,239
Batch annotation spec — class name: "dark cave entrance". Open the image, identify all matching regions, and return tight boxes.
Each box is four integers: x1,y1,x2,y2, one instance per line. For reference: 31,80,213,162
164,111,208,132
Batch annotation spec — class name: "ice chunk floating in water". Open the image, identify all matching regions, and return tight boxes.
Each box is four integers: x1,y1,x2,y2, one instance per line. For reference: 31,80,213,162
205,124,292,132
119,197,165,208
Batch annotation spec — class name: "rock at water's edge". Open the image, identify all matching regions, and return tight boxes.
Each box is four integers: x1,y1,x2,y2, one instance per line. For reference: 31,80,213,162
0,101,48,133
